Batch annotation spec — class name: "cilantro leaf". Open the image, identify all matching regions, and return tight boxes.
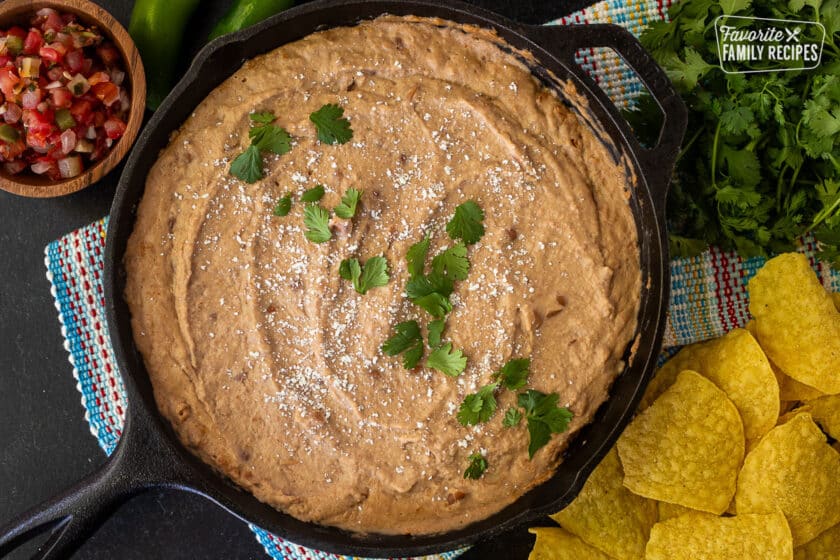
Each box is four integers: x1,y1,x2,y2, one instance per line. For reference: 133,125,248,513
273,194,292,216
339,257,361,281
431,242,470,280
427,319,445,348
310,103,353,145
406,236,431,278
494,358,530,390
446,200,485,245
406,272,454,300
358,256,389,294
230,145,263,183
340,256,389,294
457,383,498,426
426,342,467,376
249,111,275,125
303,204,331,243
249,124,292,155
662,47,713,91
412,292,452,318
464,452,488,480
381,320,423,369
518,390,573,458
301,185,325,203
334,188,361,219
502,407,522,428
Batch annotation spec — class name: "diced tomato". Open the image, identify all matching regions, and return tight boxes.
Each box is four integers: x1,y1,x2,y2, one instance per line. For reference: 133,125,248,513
23,29,43,55
6,27,27,40
49,87,72,108
65,49,84,73
38,46,61,64
69,99,93,126
87,71,109,86
4,159,26,174
41,11,64,32
0,68,20,100
0,136,26,160
0,56,10,67
92,110,105,127
96,43,120,66
102,117,125,140
91,82,118,106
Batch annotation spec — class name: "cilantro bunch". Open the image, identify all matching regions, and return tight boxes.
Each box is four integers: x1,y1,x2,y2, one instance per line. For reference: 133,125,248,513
627,0,840,260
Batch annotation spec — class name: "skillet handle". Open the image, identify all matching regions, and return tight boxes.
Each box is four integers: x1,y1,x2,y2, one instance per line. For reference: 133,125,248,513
0,410,189,559
524,23,687,210
0,452,134,560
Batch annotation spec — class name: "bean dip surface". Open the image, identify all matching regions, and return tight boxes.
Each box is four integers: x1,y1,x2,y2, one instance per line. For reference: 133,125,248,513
124,15,641,535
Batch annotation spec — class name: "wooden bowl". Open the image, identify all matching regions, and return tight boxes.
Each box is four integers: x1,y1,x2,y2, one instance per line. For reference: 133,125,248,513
0,0,145,198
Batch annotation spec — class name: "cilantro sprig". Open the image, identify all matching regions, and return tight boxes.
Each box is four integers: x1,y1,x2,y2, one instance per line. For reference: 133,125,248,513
339,256,390,294
303,204,331,243
335,188,361,219
502,407,522,428
426,343,467,377
457,383,498,426
230,111,292,183
464,452,488,480
310,104,353,145
626,0,840,262
517,390,573,458
301,185,325,203
446,201,485,245
381,320,424,369
493,358,531,391
273,194,292,217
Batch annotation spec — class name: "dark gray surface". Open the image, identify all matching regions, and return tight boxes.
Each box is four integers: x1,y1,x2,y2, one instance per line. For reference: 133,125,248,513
0,0,591,558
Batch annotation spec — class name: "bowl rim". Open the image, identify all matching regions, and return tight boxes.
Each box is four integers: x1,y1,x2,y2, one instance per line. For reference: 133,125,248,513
0,0,146,198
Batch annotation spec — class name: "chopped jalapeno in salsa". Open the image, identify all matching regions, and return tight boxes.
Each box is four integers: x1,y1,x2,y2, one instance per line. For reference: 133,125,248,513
0,8,130,180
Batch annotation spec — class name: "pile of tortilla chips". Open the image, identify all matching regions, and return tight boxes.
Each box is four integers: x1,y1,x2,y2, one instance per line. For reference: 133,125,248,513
530,253,840,560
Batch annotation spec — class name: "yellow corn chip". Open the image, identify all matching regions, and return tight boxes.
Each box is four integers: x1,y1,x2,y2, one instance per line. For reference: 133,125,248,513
645,511,793,560
794,522,840,560
528,527,612,560
550,448,656,560
639,329,778,441
617,370,744,514
831,291,840,312
656,501,695,522
805,394,840,441
749,317,825,401
748,253,840,394
736,412,840,546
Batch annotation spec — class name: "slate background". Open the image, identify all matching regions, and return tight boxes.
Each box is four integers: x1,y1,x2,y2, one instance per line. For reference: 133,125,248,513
0,0,595,557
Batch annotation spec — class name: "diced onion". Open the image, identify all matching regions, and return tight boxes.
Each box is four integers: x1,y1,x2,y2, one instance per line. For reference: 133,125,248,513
45,80,63,90
31,161,52,174
60,129,77,154
58,156,82,178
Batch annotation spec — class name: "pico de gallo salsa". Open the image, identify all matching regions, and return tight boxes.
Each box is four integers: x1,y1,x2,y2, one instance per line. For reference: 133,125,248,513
0,8,130,180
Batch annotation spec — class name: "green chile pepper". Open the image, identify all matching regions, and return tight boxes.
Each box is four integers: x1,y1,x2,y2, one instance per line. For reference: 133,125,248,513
129,0,201,110
208,0,295,40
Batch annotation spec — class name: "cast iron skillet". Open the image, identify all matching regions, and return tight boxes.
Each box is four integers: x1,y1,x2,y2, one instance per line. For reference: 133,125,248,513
0,0,686,557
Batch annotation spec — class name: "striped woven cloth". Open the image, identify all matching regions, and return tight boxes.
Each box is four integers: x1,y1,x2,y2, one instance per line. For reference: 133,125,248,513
46,1,840,558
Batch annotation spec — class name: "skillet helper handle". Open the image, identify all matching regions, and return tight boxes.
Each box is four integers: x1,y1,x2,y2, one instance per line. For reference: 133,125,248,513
0,454,133,560
525,23,687,209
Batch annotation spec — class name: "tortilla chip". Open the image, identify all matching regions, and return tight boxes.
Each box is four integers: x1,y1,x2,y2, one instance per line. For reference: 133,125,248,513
639,329,778,441
656,501,695,522
736,412,840,546
645,512,793,560
832,291,840,312
794,522,840,560
528,527,612,560
805,394,840,441
748,253,840,394
617,371,744,514
550,448,656,560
